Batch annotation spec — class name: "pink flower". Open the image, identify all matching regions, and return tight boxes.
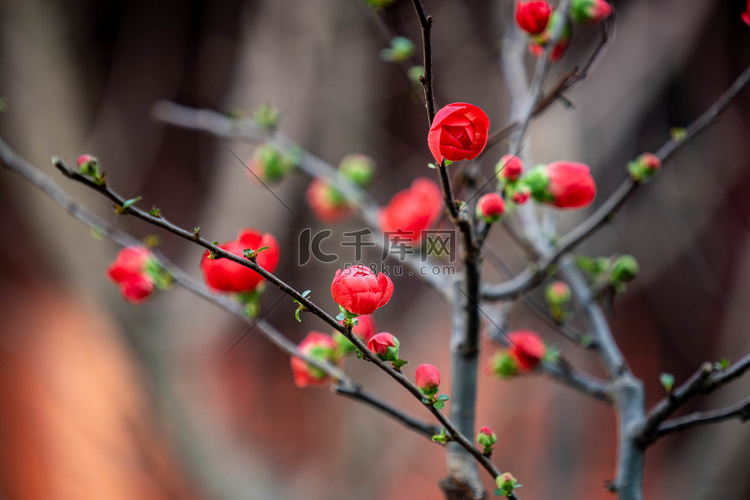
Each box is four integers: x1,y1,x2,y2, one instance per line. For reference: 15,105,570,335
507,331,546,372
107,246,156,304
306,178,351,223
496,155,524,182
379,178,443,245
415,364,441,395
200,229,280,293
476,193,506,223
290,332,339,388
368,332,400,361
427,103,490,166
331,265,394,316
515,1,551,35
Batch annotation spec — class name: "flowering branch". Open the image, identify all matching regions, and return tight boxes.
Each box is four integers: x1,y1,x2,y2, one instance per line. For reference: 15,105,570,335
482,61,750,303
43,146,519,490
150,101,452,299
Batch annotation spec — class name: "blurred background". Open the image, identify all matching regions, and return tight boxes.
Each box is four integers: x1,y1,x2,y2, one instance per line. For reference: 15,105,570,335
1,0,750,498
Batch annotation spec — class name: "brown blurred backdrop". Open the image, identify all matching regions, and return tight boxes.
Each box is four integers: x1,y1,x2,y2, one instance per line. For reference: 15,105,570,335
1,0,750,499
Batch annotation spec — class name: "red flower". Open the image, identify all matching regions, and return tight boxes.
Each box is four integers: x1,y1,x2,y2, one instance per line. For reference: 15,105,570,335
415,364,441,395
515,1,551,35
331,265,394,316
290,331,338,388
306,178,351,223
200,229,280,293
427,103,490,165
546,161,596,208
379,178,442,244
107,246,156,304
744,1,750,26
507,331,546,372
368,332,399,361
476,193,506,223
496,155,524,182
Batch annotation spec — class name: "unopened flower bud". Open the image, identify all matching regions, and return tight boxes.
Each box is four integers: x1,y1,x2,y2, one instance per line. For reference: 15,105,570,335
380,36,416,63
529,11,572,62
609,255,639,285
627,152,661,183
476,193,506,223
477,427,497,451
339,154,376,187
491,351,518,378
77,154,99,177
545,281,572,322
252,103,281,131
508,331,546,372
249,144,295,183
495,473,519,496
415,363,441,396
495,155,524,182
570,0,613,25
510,184,532,205
515,1,552,35
368,332,400,362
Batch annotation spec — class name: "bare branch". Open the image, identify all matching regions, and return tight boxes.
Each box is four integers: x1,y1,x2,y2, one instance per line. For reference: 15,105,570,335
655,395,750,439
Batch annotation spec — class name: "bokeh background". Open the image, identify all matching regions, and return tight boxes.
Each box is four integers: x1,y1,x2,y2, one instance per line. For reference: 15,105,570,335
1,0,750,498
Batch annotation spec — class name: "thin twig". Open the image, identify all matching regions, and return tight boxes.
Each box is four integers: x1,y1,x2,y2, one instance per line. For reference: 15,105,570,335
655,395,750,439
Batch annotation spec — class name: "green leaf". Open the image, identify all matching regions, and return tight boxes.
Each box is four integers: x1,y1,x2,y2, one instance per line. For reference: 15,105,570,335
433,400,445,410
716,358,730,370
295,309,301,322
302,290,311,298
392,359,408,370
427,162,438,169
659,372,675,393
121,196,142,210
436,394,450,401
335,312,346,321
148,207,161,217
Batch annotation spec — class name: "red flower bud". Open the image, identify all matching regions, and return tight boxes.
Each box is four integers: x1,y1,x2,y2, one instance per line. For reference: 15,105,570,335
495,155,524,182
415,363,441,395
507,331,546,372
515,1,552,35
427,103,490,166
510,185,531,205
331,265,394,316
476,193,506,223
379,178,442,244
368,332,400,361
570,0,613,25
547,162,596,208
290,331,339,388
200,229,280,293
477,427,497,449
526,162,596,209
306,178,351,223
744,1,750,26
528,10,572,62
627,152,661,183
107,246,156,304
545,281,571,322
